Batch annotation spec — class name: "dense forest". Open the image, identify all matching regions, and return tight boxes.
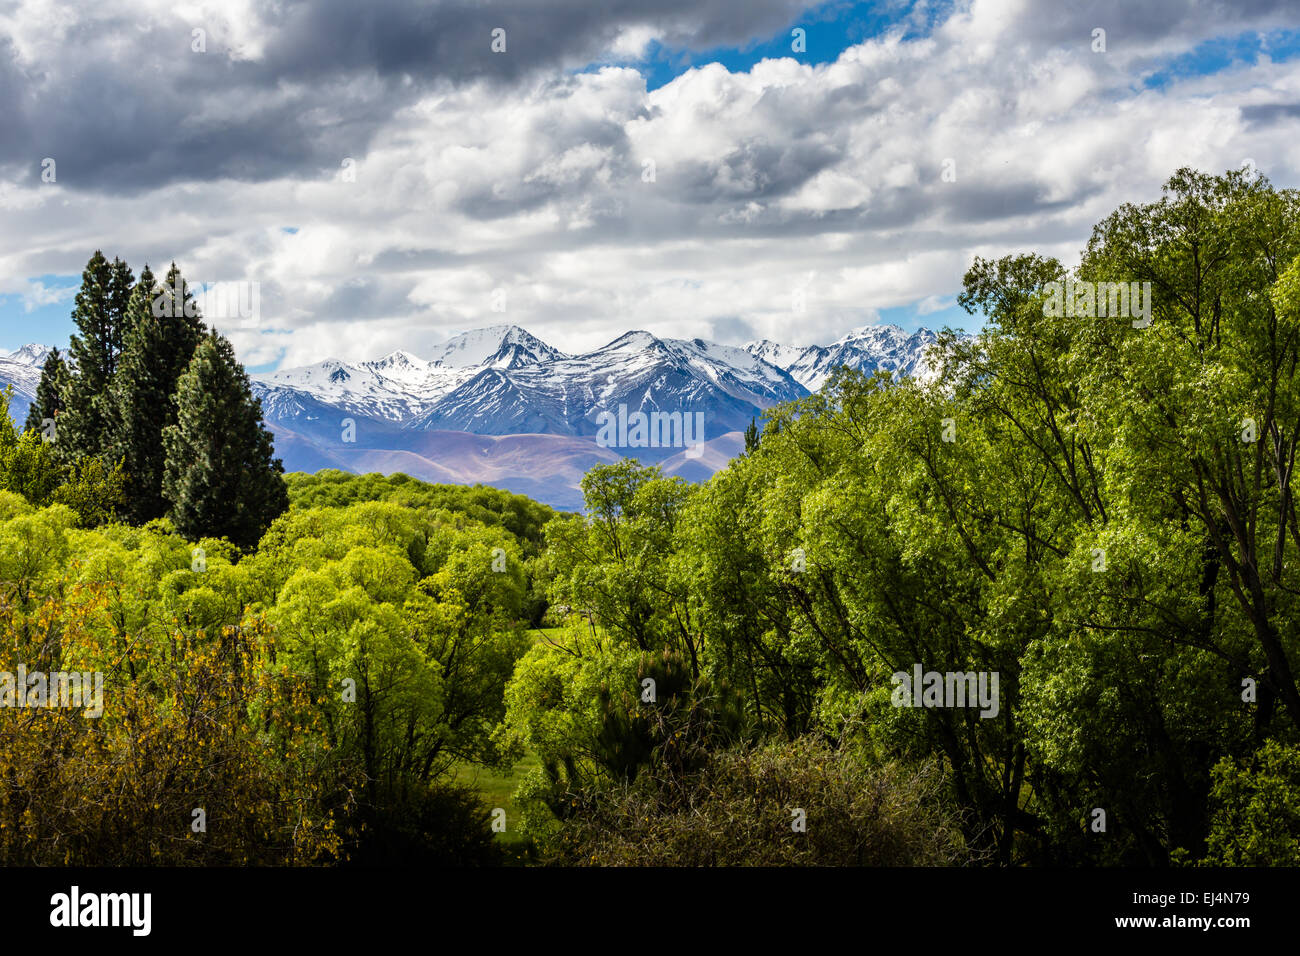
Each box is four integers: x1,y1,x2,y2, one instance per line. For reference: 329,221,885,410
2,167,1299,866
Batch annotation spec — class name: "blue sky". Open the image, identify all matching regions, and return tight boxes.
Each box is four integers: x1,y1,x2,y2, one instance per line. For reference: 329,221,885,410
0,277,80,354
3,0,1300,368
628,1,943,91
1141,28,1300,90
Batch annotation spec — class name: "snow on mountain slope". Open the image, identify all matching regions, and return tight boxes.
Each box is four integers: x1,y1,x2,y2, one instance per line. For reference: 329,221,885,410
745,339,810,373
407,330,806,438
660,337,804,406
745,324,941,391
255,325,565,423
426,325,566,369
257,322,947,440
0,344,52,368
256,353,475,422
0,344,51,424
248,322,962,504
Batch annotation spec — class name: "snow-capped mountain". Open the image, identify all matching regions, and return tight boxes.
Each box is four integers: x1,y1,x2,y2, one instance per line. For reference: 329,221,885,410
0,343,52,368
244,322,950,505
0,324,953,508
402,331,807,437
257,352,470,422
425,324,566,369
745,326,941,391
255,325,566,423
253,325,814,439
0,343,52,424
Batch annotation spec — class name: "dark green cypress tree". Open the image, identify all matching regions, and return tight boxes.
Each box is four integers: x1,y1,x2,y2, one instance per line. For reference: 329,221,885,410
106,256,134,375
58,251,131,462
162,331,288,548
111,265,205,522
23,347,70,436
154,263,206,395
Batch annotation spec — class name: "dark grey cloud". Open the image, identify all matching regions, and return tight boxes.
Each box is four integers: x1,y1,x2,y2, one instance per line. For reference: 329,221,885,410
973,0,1298,52
307,275,416,321
676,138,844,202
940,181,1078,225
0,0,816,191
1242,103,1300,126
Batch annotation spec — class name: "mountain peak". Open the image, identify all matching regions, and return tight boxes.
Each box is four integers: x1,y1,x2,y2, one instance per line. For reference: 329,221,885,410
429,325,563,368
374,348,423,367
835,323,908,345
599,330,663,352
0,343,51,366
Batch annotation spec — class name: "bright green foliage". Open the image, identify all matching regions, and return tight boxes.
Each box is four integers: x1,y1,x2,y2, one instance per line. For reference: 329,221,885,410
1203,740,1300,865
0,507,347,865
254,499,531,780
285,470,558,555
286,470,559,626
545,460,699,667
51,457,128,528
162,332,289,548
498,624,643,833
500,463,750,836
0,469,539,864
1,388,124,525
0,391,63,506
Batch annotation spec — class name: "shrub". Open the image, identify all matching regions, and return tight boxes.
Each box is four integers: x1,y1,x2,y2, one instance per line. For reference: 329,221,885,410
1201,740,1300,866
544,736,970,866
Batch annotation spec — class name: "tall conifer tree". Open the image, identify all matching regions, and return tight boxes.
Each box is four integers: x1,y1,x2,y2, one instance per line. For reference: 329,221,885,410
58,251,131,461
106,256,134,375
162,331,288,547
111,264,205,522
23,347,70,435
149,262,204,368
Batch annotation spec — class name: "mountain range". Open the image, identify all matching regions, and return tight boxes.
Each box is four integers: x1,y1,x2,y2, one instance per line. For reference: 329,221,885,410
0,325,947,510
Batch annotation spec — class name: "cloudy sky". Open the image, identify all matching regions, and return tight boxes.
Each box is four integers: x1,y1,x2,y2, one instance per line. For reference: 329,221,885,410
1,0,1299,371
